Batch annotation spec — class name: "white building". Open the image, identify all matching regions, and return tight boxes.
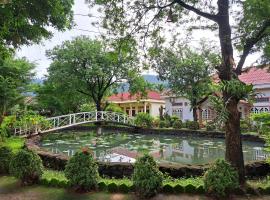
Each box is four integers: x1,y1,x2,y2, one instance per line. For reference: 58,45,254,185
163,67,270,122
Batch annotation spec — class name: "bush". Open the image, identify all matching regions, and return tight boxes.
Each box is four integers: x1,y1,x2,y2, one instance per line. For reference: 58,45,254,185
133,154,163,198
64,150,99,191
203,159,239,197
118,183,130,193
174,184,184,193
196,185,205,194
98,181,107,191
163,184,174,193
170,115,180,126
185,121,199,130
185,184,197,193
9,149,43,185
0,146,13,174
152,118,160,128
172,120,183,129
0,116,16,140
134,113,154,128
159,120,171,128
107,182,118,193
205,122,216,131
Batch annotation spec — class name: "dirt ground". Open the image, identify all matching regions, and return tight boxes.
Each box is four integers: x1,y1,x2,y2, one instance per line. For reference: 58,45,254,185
1,176,270,200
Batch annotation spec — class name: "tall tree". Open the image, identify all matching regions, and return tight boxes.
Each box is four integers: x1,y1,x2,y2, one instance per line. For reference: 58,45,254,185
88,0,270,183
0,57,35,123
152,46,217,122
46,36,139,111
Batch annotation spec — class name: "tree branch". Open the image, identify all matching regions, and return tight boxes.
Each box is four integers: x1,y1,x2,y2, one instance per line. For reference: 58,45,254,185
174,0,218,22
235,20,270,74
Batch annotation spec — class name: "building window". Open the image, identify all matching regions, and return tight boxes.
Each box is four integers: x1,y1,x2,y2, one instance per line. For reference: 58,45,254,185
202,109,209,120
255,97,269,103
172,108,183,119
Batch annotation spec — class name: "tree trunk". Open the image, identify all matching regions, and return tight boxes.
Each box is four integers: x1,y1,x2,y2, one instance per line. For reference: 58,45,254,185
96,101,102,111
224,96,245,184
217,0,245,184
192,107,198,122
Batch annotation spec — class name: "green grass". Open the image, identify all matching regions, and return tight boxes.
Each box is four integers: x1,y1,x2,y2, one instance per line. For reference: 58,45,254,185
0,137,25,152
42,170,67,182
248,176,270,189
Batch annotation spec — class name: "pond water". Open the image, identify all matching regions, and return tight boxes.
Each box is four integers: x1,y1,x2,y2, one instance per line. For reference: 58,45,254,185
40,131,269,165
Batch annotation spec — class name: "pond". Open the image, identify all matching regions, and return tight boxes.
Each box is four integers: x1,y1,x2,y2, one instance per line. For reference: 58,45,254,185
40,131,269,165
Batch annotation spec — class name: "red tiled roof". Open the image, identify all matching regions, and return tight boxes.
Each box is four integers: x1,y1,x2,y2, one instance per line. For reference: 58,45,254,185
211,66,270,85
108,91,162,101
239,67,270,84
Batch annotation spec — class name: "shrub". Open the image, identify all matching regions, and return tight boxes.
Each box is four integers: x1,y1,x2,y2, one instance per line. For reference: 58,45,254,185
133,154,163,198
174,184,184,193
64,151,99,191
205,122,216,131
9,149,43,185
0,116,16,140
0,146,13,174
186,121,199,130
185,184,197,193
118,183,130,193
163,184,174,193
196,185,205,194
159,120,171,128
172,120,183,129
98,181,107,191
152,118,160,128
107,182,118,193
203,159,239,197
134,113,154,128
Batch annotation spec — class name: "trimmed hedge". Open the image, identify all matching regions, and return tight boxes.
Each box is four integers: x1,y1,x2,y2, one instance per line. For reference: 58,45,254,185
174,184,184,193
163,184,174,193
118,183,130,193
107,182,118,193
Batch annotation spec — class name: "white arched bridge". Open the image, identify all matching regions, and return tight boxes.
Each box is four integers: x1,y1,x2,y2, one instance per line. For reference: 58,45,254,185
14,111,135,137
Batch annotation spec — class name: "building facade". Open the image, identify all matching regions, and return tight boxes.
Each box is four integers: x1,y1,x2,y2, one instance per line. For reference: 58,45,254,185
163,67,270,122
107,91,165,117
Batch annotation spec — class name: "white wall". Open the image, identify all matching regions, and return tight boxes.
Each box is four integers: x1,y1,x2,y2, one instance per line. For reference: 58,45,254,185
150,102,165,117
164,97,193,121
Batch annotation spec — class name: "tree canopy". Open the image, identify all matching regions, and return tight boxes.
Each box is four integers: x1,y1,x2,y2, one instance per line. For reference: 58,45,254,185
46,36,139,111
152,45,218,121
0,57,35,123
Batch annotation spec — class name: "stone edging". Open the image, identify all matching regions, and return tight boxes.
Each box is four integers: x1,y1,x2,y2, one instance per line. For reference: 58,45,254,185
26,135,270,178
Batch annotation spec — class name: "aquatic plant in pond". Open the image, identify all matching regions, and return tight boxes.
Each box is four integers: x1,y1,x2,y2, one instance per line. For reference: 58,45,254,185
40,131,269,165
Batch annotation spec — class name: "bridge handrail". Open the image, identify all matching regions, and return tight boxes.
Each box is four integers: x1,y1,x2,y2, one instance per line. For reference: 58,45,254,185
14,111,135,137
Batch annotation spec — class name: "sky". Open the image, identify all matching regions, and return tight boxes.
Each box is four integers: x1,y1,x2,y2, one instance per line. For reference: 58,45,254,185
16,0,261,78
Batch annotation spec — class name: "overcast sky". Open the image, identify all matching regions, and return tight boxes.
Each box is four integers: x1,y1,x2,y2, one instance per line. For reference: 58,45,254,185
16,0,261,78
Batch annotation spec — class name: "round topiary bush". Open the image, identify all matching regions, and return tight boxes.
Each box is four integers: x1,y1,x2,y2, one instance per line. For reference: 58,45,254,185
98,181,107,191
163,184,174,193
203,159,239,197
133,154,163,198
64,150,99,191
107,182,118,193
205,122,216,131
185,184,197,193
196,185,205,194
174,184,184,193
172,120,183,129
118,183,130,193
9,149,43,185
159,120,171,128
0,146,13,174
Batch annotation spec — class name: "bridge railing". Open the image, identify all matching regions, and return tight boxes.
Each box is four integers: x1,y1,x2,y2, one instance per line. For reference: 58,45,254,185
14,111,135,137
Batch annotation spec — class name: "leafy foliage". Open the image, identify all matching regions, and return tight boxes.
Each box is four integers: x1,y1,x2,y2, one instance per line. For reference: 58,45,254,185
185,121,199,130
133,154,163,198
0,146,13,174
134,113,154,128
9,149,43,185
203,159,239,197
0,0,73,50
105,104,124,114
64,151,99,191
46,37,139,111
0,57,35,124
0,115,16,140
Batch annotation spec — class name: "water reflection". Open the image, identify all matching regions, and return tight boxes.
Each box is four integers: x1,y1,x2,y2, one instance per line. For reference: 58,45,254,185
41,132,269,165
